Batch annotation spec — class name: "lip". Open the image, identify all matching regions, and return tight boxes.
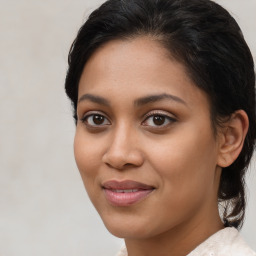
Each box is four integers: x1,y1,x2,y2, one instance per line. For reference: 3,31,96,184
102,180,155,206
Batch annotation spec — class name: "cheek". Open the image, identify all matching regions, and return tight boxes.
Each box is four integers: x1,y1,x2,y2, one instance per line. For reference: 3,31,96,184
147,123,218,200
73,128,102,188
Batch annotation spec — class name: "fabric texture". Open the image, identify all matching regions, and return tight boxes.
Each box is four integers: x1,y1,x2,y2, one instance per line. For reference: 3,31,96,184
115,227,256,256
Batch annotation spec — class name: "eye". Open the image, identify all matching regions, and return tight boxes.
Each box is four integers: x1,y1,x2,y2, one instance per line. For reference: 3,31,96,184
81,113,111,127
142,113,176,127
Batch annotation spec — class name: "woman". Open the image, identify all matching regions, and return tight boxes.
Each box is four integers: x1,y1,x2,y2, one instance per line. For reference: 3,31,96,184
65,0,256,255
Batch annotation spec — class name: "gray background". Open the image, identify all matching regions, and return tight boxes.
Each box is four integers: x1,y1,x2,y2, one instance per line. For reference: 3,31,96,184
0,0,255,255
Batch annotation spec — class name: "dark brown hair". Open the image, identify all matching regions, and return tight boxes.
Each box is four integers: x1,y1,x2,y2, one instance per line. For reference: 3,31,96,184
65,0,256,228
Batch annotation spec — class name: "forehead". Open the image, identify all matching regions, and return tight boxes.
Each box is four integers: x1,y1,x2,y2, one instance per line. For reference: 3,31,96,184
81,37,172,85
78,36,210,112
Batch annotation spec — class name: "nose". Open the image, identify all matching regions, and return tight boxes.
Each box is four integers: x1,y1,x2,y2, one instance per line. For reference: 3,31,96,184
102,124,144,170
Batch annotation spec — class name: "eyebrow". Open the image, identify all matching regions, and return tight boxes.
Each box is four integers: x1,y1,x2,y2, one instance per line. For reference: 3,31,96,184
78,93,187,107
134,93,187,107
78,94,110,106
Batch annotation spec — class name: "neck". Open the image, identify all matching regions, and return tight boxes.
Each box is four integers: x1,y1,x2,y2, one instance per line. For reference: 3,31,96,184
125,205,224,256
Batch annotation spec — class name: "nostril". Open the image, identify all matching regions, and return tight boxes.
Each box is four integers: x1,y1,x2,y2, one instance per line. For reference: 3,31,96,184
124,163,133,167
105,162,133,170
104,159,137,170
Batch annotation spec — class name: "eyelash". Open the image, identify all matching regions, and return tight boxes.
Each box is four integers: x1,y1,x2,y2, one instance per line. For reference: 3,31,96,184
80,111,177,129
80,111,111,128
142,111,177,128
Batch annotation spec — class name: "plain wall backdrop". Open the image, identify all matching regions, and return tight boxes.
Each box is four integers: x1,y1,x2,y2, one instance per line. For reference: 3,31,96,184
0,0,255,255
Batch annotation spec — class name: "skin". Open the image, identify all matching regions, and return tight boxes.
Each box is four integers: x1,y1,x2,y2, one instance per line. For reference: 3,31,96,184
74,37,248,256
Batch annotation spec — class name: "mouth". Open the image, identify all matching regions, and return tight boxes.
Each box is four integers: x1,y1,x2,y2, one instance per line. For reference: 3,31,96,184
102,180,155,206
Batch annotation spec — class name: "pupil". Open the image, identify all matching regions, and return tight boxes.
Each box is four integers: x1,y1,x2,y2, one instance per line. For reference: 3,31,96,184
93,115,104,125
153,115,165,125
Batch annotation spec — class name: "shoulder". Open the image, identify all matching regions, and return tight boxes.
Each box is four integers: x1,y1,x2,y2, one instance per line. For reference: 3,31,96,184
188,227,256,256
115,228,256,256
225,229,256,256
115,245,127,256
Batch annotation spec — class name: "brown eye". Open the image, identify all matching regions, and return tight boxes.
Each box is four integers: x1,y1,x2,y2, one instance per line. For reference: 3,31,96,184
82,114,110,126
93,115,105,125
153,115,165,126
142,113,176,127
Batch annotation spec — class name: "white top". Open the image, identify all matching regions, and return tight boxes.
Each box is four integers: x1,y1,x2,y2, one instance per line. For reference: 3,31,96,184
115,227,256,256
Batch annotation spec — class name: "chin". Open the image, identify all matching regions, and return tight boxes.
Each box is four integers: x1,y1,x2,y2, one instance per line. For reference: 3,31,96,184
105,224,151,239
99,212,161,239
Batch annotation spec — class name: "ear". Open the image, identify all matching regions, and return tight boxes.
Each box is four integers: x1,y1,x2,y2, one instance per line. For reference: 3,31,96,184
217,110,249,168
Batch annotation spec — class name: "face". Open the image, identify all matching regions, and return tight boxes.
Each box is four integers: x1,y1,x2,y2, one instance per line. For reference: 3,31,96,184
74,37,222,239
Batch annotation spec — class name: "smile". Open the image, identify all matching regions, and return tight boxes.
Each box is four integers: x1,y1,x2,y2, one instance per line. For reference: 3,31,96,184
112,189,140,193
102,180,155,206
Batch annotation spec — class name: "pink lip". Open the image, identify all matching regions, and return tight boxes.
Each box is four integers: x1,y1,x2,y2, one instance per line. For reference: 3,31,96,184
102,180,155,206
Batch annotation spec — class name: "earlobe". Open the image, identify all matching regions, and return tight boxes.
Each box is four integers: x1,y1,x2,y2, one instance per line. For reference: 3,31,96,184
217,110,249,168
